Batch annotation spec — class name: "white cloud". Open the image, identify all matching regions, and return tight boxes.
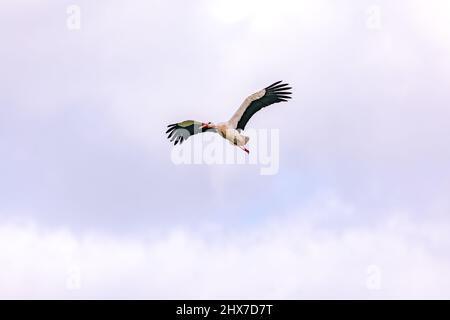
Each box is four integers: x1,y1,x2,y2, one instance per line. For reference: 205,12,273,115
206,0,331,31
410,0,450,44
1,208,450,299
2,0,450,299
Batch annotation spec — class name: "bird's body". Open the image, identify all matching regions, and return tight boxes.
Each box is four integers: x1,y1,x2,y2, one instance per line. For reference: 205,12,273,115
166,81,292,154
215,122,249,147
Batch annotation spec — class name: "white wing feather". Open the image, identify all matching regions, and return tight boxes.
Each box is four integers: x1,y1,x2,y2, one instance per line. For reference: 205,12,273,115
227,89,266,129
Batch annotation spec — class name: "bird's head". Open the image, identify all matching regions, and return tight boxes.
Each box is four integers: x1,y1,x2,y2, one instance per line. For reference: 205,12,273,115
199,122,215,130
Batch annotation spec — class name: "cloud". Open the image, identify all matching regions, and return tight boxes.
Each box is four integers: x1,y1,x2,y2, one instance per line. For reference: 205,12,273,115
1,205,450,299
1,0,450,298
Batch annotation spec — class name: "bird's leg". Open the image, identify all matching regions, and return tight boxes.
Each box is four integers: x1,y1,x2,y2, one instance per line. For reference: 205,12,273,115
239,145,250,154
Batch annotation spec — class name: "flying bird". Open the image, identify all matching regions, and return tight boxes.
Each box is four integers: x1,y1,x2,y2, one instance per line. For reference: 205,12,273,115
166,81,292,154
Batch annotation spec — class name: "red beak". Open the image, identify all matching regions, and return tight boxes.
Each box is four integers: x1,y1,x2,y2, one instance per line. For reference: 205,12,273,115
199,123,209,130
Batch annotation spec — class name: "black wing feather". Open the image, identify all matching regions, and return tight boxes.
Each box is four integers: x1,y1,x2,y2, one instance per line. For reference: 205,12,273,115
236,81,292,130
165,120,212,146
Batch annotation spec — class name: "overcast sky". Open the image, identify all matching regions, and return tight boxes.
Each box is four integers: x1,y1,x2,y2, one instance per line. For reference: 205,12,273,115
1,0,450,299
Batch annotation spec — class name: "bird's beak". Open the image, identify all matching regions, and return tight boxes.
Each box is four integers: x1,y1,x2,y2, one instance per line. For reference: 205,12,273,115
199,123,209,130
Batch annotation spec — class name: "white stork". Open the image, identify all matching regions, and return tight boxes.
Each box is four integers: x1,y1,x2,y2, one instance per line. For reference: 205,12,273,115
166,81,292,153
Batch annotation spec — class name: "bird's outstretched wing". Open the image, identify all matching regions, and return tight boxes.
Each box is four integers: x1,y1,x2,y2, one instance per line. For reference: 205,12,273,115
228,81,292,130
166,120,210,145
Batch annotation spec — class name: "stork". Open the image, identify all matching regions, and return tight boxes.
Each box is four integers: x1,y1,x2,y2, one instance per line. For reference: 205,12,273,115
166,81,292,154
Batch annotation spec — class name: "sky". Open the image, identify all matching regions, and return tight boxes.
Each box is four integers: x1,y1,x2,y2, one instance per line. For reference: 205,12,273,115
1,0,450,299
